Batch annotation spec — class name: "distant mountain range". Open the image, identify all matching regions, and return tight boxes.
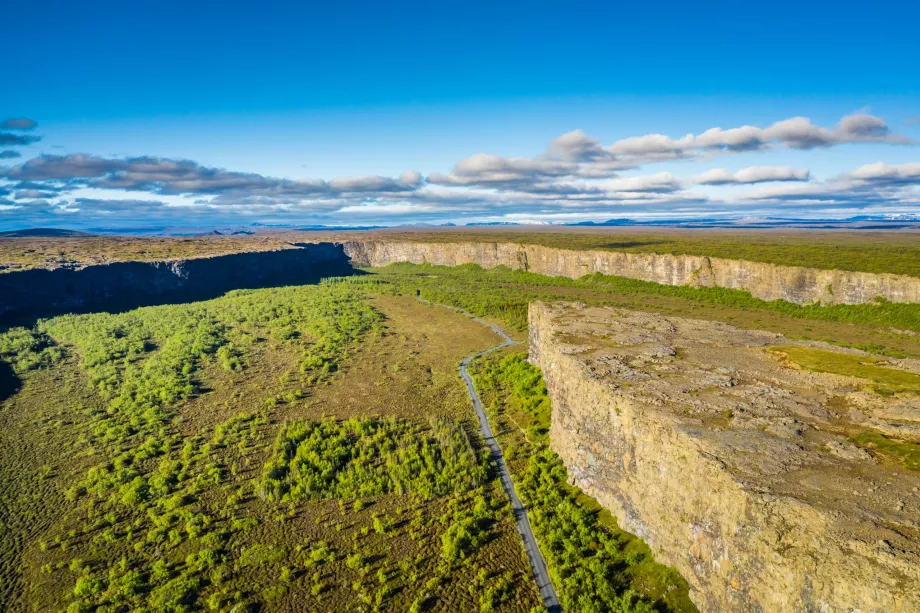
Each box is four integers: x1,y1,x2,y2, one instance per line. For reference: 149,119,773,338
569,215,920,229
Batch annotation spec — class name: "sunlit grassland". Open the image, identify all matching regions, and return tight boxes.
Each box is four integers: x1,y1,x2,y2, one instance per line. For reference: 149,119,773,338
0,287,542,612
359,262,920,358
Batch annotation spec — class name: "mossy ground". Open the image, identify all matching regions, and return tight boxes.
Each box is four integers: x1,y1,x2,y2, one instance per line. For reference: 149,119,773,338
849,432,920,472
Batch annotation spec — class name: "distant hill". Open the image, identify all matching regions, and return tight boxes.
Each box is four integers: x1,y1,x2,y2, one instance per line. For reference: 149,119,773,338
0,228,96,238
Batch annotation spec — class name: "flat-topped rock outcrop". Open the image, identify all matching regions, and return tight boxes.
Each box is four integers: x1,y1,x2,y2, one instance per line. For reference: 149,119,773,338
341,240,920,305
528,301,920,612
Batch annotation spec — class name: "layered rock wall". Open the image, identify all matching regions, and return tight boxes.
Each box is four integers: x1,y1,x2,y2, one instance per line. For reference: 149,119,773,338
528,302,920,612
342,240,920,305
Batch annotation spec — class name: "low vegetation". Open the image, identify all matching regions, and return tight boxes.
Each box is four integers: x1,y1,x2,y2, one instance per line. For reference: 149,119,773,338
472,353,697,612
850,431,920,472
0,285,543,611
6,237,920,611
260,417,487,501
358,262,920,350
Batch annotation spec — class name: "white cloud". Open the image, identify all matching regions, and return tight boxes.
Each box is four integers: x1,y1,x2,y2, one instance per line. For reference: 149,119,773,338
848,161,920,185
601,172,682,193
695,166,810,185
604,112,911,160
428,153,576,188
399,170,423,186
1,111,917,227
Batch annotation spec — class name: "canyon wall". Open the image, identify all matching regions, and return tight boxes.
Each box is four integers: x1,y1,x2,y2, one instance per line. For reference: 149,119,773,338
5,238,918,323
0,243,352,321
342,240,920,305
528,301,920,612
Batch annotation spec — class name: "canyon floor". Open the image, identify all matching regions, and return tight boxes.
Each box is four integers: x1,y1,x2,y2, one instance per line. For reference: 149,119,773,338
0,281,693,612
2,232,920,612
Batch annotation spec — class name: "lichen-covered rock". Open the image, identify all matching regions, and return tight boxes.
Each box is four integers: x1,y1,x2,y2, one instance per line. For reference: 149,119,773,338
341,240,920,305
528,301,920,612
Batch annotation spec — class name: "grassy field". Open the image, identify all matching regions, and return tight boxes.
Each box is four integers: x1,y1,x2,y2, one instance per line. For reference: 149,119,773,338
4,228,920,277
0,286,546,612
359,263,920,358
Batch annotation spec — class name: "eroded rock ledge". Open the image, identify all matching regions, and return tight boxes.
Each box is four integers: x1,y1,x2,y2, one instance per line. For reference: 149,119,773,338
528,301,920,612
341,240,920,305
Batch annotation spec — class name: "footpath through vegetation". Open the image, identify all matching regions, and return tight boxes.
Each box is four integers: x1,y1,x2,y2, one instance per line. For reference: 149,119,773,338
418,297,561,612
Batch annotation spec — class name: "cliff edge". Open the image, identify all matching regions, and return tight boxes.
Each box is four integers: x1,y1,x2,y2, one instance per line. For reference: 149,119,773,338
341,240,920,305
528,302,920,612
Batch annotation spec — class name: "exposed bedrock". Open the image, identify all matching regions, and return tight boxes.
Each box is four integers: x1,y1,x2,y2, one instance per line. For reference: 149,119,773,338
528,302,920,613
341,240,920,305
0,243,352,321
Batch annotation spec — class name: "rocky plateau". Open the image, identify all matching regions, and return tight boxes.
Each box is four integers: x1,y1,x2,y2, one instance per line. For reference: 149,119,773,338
528,301,920,612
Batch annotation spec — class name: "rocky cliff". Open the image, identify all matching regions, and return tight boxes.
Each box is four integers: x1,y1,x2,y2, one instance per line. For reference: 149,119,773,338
0,243,352,321
341,240,920,305
528,301,920,612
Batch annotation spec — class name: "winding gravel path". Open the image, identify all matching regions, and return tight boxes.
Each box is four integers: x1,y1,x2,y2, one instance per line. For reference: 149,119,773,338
419,298,562,612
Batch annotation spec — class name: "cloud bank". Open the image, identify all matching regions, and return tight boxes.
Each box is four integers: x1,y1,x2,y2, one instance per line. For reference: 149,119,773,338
1,112,917,227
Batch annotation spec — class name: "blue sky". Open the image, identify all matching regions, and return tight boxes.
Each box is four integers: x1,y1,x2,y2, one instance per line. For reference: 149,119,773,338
2,0,919,228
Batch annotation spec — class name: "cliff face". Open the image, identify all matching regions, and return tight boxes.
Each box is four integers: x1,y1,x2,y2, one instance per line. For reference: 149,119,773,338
528,302,920,612
341,240,920,305
5,238,918,322
0,243,352,321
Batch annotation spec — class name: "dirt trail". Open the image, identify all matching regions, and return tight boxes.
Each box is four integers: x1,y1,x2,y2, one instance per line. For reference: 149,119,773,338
418,297,561,612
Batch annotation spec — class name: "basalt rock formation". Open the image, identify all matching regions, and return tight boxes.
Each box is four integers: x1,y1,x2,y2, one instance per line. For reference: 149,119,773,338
0,243,352,322
341,240,920,305
528,301,920,612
